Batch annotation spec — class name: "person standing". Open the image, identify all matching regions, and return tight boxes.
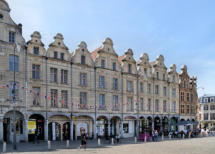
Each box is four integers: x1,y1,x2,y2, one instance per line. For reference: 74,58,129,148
80,128,87,150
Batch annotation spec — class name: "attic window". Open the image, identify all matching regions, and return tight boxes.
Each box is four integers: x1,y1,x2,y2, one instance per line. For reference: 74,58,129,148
82,49,84,52
58,42,61,46
108,48,110,51
0,14,3,20
35,40,38,42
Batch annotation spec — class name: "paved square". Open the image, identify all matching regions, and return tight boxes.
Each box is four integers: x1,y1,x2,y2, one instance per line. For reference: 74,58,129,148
7,137,215,154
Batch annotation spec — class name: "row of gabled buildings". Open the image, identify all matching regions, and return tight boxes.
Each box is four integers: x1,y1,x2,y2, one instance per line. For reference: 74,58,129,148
0,0,198,143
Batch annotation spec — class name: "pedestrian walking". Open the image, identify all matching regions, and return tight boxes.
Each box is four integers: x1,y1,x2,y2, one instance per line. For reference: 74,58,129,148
152,130,155,142
80,128,87,150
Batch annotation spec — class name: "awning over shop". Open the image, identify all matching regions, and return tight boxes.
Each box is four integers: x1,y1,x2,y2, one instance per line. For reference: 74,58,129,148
177,121,198,126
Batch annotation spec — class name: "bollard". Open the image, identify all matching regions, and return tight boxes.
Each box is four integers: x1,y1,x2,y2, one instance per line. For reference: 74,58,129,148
111,138,114,145
98,138,101,146
66,140,69,148
169,134,171,140
48,141,51,150
162,134,164,141
134,137,137,143
189,133,191,139
3,142,6,153
183,134,185,139
144,135,147,143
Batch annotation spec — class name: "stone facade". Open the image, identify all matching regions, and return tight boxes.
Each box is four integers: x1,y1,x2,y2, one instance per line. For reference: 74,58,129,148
199,95,215,130
0,0,198,143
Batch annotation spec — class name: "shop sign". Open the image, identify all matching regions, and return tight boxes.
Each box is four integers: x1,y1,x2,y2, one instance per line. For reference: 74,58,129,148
28,120,36,134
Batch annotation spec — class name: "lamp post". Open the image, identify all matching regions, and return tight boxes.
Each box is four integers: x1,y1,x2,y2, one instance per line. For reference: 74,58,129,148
12,43,17,150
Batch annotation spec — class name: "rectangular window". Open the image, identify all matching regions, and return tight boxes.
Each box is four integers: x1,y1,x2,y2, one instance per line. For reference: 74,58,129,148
9,82,19,100
112,62,116,71
187,93,190,102
186,105,190,114
163,100,167,112
80,73,87,86
99,94,105,109
113,95,119,110
51,89,58,107
144,68,147,78
9,55,19,72
147,99,151,112
156,72,159,80
81,55,86,64
173,75,176,82
181,92,184,101
155,99,159,112
99,76,105,88
172,88,176,98
204,113,208,120
210,113,215,120
140,82,144,93
80,92,87,109
61,69,68,84
181,105,185,113
163,87,167,96
50,68,57,82
190,93,193,103
32,64,40,79
112,78,118,90
128,64,132,73
9,31,15,43
101,59,105,68
204,105,208,110
140,98,144,111
60,53,64,60
33,47,39,55
147,83,151,94
210,105,215,110
127,97,133,111
155,85,159,95
54,51,58,59
61,90,68,108
127,81,133,92
172,101,176,113
163,73,165,80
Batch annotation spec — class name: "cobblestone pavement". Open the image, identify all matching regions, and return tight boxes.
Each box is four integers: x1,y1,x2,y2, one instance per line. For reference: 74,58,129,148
2,137,215,154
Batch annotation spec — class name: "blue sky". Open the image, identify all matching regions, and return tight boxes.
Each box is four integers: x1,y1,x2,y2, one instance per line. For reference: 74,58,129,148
7,0,215,96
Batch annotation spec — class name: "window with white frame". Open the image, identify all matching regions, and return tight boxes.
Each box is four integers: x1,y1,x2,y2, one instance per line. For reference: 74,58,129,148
127,81,133,92
80,92,87,109
51,89,58,107
61,69,68,84
99,94,105,109
32,87,40,106
32,64,40,79
61,90,68,108
80,73,87,86
113,95,119,110
99,76,105,88
112,78,118,90
155,99,159,112
140,98,144,111
127,97,133,111
9,55,19,72
50,68,57,82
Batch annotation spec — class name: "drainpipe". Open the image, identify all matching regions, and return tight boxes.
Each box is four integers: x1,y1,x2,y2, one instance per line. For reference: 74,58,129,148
136,72,140,138
45,56,48,141
70,61,73,141
121,70,124,138
94,67,97,139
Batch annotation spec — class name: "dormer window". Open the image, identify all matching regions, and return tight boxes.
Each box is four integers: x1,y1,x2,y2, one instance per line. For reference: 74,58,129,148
163,73,165,80
54,51,58,59
33,47,39,55
128,64,132,73
101,59,105,68
0,14,3,20
81,55,86,65
60,53,64,60
58,42,61,46
173,75,176,82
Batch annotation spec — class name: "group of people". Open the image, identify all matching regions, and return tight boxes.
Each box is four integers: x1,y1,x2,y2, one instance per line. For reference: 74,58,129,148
152,130,159,142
